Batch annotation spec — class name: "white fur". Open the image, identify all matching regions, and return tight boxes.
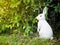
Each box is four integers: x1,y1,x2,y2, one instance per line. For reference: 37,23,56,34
36,7,53,39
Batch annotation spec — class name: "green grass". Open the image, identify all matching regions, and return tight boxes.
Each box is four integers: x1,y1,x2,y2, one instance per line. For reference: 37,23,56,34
0,34,60,45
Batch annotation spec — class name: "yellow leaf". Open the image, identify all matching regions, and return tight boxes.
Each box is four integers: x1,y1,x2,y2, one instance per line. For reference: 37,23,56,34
0,20,1,22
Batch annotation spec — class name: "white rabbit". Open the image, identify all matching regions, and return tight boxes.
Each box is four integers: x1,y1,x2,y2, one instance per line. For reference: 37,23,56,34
36,7,53,39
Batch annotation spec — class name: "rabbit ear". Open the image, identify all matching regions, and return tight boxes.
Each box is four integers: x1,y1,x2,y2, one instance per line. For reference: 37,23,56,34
43,7,48,15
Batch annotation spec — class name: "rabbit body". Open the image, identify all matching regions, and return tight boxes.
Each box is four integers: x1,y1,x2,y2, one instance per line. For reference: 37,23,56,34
36,7,53,39
38,20,53,39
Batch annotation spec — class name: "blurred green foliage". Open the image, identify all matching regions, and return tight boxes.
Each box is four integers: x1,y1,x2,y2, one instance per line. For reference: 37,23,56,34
0,0,60,38
0,0,60,45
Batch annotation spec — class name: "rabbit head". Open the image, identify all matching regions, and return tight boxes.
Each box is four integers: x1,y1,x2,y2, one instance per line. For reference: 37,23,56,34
36,7,48,20
36,14,45,20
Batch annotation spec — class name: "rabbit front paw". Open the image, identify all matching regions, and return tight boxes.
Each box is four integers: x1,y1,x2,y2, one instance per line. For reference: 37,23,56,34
37,28,40,32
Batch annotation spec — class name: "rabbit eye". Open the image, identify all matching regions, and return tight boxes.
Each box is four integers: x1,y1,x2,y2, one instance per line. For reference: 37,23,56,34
40,15,42,17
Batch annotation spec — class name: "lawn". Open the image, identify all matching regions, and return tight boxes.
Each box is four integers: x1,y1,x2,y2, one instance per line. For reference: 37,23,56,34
0,33,60,45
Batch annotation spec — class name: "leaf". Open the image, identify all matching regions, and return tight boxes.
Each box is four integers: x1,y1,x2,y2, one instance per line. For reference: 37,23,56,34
17,23,19,27
23,0,26,4
31,0,34,3
31,0,34,6
50,0,53,2
27,0,30,3
0,20,1,22
23,26,26,29
10,1,20,8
